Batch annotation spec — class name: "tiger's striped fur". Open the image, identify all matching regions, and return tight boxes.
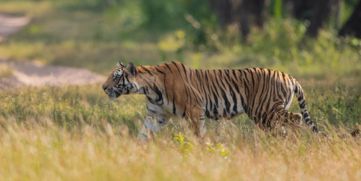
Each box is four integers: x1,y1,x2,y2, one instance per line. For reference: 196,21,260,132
102,61,318,138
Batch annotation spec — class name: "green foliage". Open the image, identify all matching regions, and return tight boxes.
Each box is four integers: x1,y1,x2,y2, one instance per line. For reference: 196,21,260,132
1,0,359,76
139,0,215,29
308,86,361,126
271,0,283,19
58,0,124,11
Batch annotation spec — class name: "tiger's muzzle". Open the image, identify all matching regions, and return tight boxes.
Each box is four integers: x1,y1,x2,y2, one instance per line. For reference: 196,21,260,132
102,85,121,99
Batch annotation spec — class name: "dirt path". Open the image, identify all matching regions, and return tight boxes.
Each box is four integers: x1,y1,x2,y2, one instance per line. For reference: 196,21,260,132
0,14,105,90
0,61,105,89
0,14,30,42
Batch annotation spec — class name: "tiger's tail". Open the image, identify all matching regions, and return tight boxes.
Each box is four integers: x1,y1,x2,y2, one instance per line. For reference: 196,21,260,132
294,82,319,133
294,82,361,137
351,128,360,137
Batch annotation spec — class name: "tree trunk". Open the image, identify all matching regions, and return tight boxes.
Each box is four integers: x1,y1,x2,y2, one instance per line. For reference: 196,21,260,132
237,0,267,41
209,0,267,41
339,0,361,38
208,0,233,27
305,0,333,37
289,0,314,20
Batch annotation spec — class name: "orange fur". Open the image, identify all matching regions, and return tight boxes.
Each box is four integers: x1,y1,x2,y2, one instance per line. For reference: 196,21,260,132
103,61,318,137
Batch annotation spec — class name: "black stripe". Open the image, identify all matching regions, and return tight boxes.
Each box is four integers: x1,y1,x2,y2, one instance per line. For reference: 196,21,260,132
172,95,176,115
303,112,309,118
216,71,231,115
141,66,153,75
155,66,165,74
298,96,303,102
165,63,172,71
294,84,299,93
300,101,305,108
254,69,268,117
225,71,238,114
152,84,163,105
180,63,187,75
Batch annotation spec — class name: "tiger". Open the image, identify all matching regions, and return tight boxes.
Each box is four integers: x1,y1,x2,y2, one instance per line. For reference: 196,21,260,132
102,61,319,139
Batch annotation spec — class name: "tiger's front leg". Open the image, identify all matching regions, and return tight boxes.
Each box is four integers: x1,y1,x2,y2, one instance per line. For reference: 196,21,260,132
138,102,168,141
185,106,206,138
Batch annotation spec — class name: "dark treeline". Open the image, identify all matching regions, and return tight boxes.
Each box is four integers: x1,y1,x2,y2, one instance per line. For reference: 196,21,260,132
339,0,361,38
66,0,361,42
209,0,361,41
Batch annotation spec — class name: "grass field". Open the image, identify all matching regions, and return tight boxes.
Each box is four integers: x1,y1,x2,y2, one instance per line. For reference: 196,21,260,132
0,86,360,180
0,0,360,180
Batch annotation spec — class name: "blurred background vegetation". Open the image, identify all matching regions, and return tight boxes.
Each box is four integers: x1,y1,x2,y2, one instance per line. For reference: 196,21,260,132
0,0,359,73
0,0,360,128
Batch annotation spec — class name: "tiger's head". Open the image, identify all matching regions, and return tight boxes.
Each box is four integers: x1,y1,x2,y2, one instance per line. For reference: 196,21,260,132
102,62,138,99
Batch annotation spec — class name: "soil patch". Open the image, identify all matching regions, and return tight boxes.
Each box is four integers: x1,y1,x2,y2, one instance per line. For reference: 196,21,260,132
0,61,105,90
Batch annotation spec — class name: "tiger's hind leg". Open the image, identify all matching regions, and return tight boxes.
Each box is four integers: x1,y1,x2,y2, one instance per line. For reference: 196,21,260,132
256,106,304,135
271,109,302,136
275,110,303,128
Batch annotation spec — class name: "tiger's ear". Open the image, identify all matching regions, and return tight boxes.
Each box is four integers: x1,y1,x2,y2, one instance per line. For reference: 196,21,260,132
116,61,125,68
127,62,137,76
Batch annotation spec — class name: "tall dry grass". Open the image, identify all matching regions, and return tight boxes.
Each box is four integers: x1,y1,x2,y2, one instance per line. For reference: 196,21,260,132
0,118,360,180
0,85,360,180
